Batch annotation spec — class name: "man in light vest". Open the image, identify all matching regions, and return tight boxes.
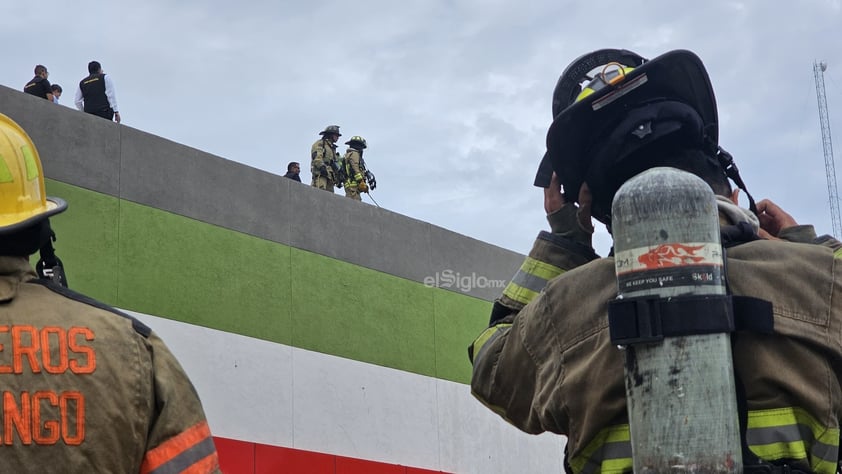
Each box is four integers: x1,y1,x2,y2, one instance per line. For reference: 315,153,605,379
469,49,842,473
0,112,219,473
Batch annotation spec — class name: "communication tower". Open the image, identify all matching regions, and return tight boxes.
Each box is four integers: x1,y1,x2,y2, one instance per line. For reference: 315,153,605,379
814,60,842,237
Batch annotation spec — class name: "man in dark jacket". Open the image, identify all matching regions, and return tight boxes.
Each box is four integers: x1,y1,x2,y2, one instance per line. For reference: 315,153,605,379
74,61,120,123
284,161,302,182
23,65,54,101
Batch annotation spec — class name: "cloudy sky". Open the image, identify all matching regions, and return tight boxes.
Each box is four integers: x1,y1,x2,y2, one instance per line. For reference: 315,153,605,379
3,1,842,255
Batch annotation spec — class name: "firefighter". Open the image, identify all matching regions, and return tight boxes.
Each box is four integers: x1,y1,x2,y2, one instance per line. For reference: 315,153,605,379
311,125,341,192
0,112,220,473
342,135,371,201
469,49,842,473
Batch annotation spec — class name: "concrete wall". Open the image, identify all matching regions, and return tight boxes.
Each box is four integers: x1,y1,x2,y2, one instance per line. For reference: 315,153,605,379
2,84,523,301
0,85,565,474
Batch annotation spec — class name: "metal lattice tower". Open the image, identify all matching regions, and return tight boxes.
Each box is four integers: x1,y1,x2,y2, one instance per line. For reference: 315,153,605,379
814,60,842,237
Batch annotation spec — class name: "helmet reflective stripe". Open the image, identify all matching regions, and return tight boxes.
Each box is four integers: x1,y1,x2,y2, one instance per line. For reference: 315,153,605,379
0,154,13,183
501,256,564,305
747,407,839,473
346,135,367,148
576,63,635,103
0,144,40,185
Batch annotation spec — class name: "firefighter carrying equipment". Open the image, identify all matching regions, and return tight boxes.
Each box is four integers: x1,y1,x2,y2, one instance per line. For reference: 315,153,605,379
0,113,67,234
319,125,342,137
342,138,375,190
539,49,757,226
365,170,377,190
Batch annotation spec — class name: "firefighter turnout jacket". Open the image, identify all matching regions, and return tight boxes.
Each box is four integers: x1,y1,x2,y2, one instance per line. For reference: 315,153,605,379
469,203,842,474
0,256,220,473
343,148,366,188
310,138,339,184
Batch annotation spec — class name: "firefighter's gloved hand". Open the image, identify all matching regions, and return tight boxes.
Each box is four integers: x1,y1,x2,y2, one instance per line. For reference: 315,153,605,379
547,204,593,247
320,165,328,177
365,170,377,190
358,181,369,193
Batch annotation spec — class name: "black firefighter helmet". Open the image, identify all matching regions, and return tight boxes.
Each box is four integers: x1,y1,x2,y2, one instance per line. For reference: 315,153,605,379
538,48,753,226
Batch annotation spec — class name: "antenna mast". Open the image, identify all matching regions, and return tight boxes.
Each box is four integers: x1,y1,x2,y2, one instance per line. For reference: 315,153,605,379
814,60,842,237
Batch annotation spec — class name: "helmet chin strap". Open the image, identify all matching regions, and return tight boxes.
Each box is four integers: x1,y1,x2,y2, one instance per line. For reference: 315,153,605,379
716,146,758,217
35,220,68,288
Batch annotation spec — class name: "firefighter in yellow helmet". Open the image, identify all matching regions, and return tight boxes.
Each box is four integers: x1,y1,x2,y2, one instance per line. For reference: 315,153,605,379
311,124,342,192
0,113,220,473
342,135,376,201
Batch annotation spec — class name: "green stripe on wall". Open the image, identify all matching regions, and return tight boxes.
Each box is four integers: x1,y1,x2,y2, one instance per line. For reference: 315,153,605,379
45,180,491,384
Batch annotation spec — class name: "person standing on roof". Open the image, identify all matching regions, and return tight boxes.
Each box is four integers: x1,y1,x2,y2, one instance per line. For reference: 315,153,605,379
23,65,54,101
0,112,219,473
311,125,341,192
74,61,120,123
342,135,376,201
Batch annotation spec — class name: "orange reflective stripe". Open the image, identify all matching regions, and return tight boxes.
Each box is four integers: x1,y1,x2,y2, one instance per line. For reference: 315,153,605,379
181,452,219,474
140,421,218,474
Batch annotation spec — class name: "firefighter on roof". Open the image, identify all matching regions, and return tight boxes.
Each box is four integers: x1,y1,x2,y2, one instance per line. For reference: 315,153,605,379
342,135,376,201
311,124,342,192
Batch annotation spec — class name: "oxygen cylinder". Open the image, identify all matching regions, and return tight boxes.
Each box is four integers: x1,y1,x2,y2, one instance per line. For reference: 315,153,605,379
611,167,741,472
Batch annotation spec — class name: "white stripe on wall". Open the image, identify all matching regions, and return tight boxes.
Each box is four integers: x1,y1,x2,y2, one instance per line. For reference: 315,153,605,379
129,311,564,473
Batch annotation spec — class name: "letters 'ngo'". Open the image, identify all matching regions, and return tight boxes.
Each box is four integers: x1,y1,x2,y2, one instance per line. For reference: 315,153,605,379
0,324,96,446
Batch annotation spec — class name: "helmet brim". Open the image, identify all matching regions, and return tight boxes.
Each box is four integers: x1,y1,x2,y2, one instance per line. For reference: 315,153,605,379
0,197,67,235
546,49,718,213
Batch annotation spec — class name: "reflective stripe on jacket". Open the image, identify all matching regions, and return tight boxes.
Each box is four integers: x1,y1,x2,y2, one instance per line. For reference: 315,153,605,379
566,407,840,474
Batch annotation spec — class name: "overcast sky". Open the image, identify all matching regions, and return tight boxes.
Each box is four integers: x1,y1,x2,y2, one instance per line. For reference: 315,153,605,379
3,1,842,255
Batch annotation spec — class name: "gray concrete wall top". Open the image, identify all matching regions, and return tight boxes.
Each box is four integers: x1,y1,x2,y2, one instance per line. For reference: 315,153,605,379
1,84,524,300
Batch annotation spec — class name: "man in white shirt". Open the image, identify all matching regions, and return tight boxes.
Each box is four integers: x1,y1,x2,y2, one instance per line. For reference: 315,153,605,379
74,61,120,123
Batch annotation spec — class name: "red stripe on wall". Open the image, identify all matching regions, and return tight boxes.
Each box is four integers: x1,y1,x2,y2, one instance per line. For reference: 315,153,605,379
214,436,450,474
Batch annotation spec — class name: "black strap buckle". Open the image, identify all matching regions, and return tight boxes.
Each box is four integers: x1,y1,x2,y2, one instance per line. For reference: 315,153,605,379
608,296,665,345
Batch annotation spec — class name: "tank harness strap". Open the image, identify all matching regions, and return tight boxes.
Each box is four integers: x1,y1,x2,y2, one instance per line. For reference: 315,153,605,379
607,294,773,345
